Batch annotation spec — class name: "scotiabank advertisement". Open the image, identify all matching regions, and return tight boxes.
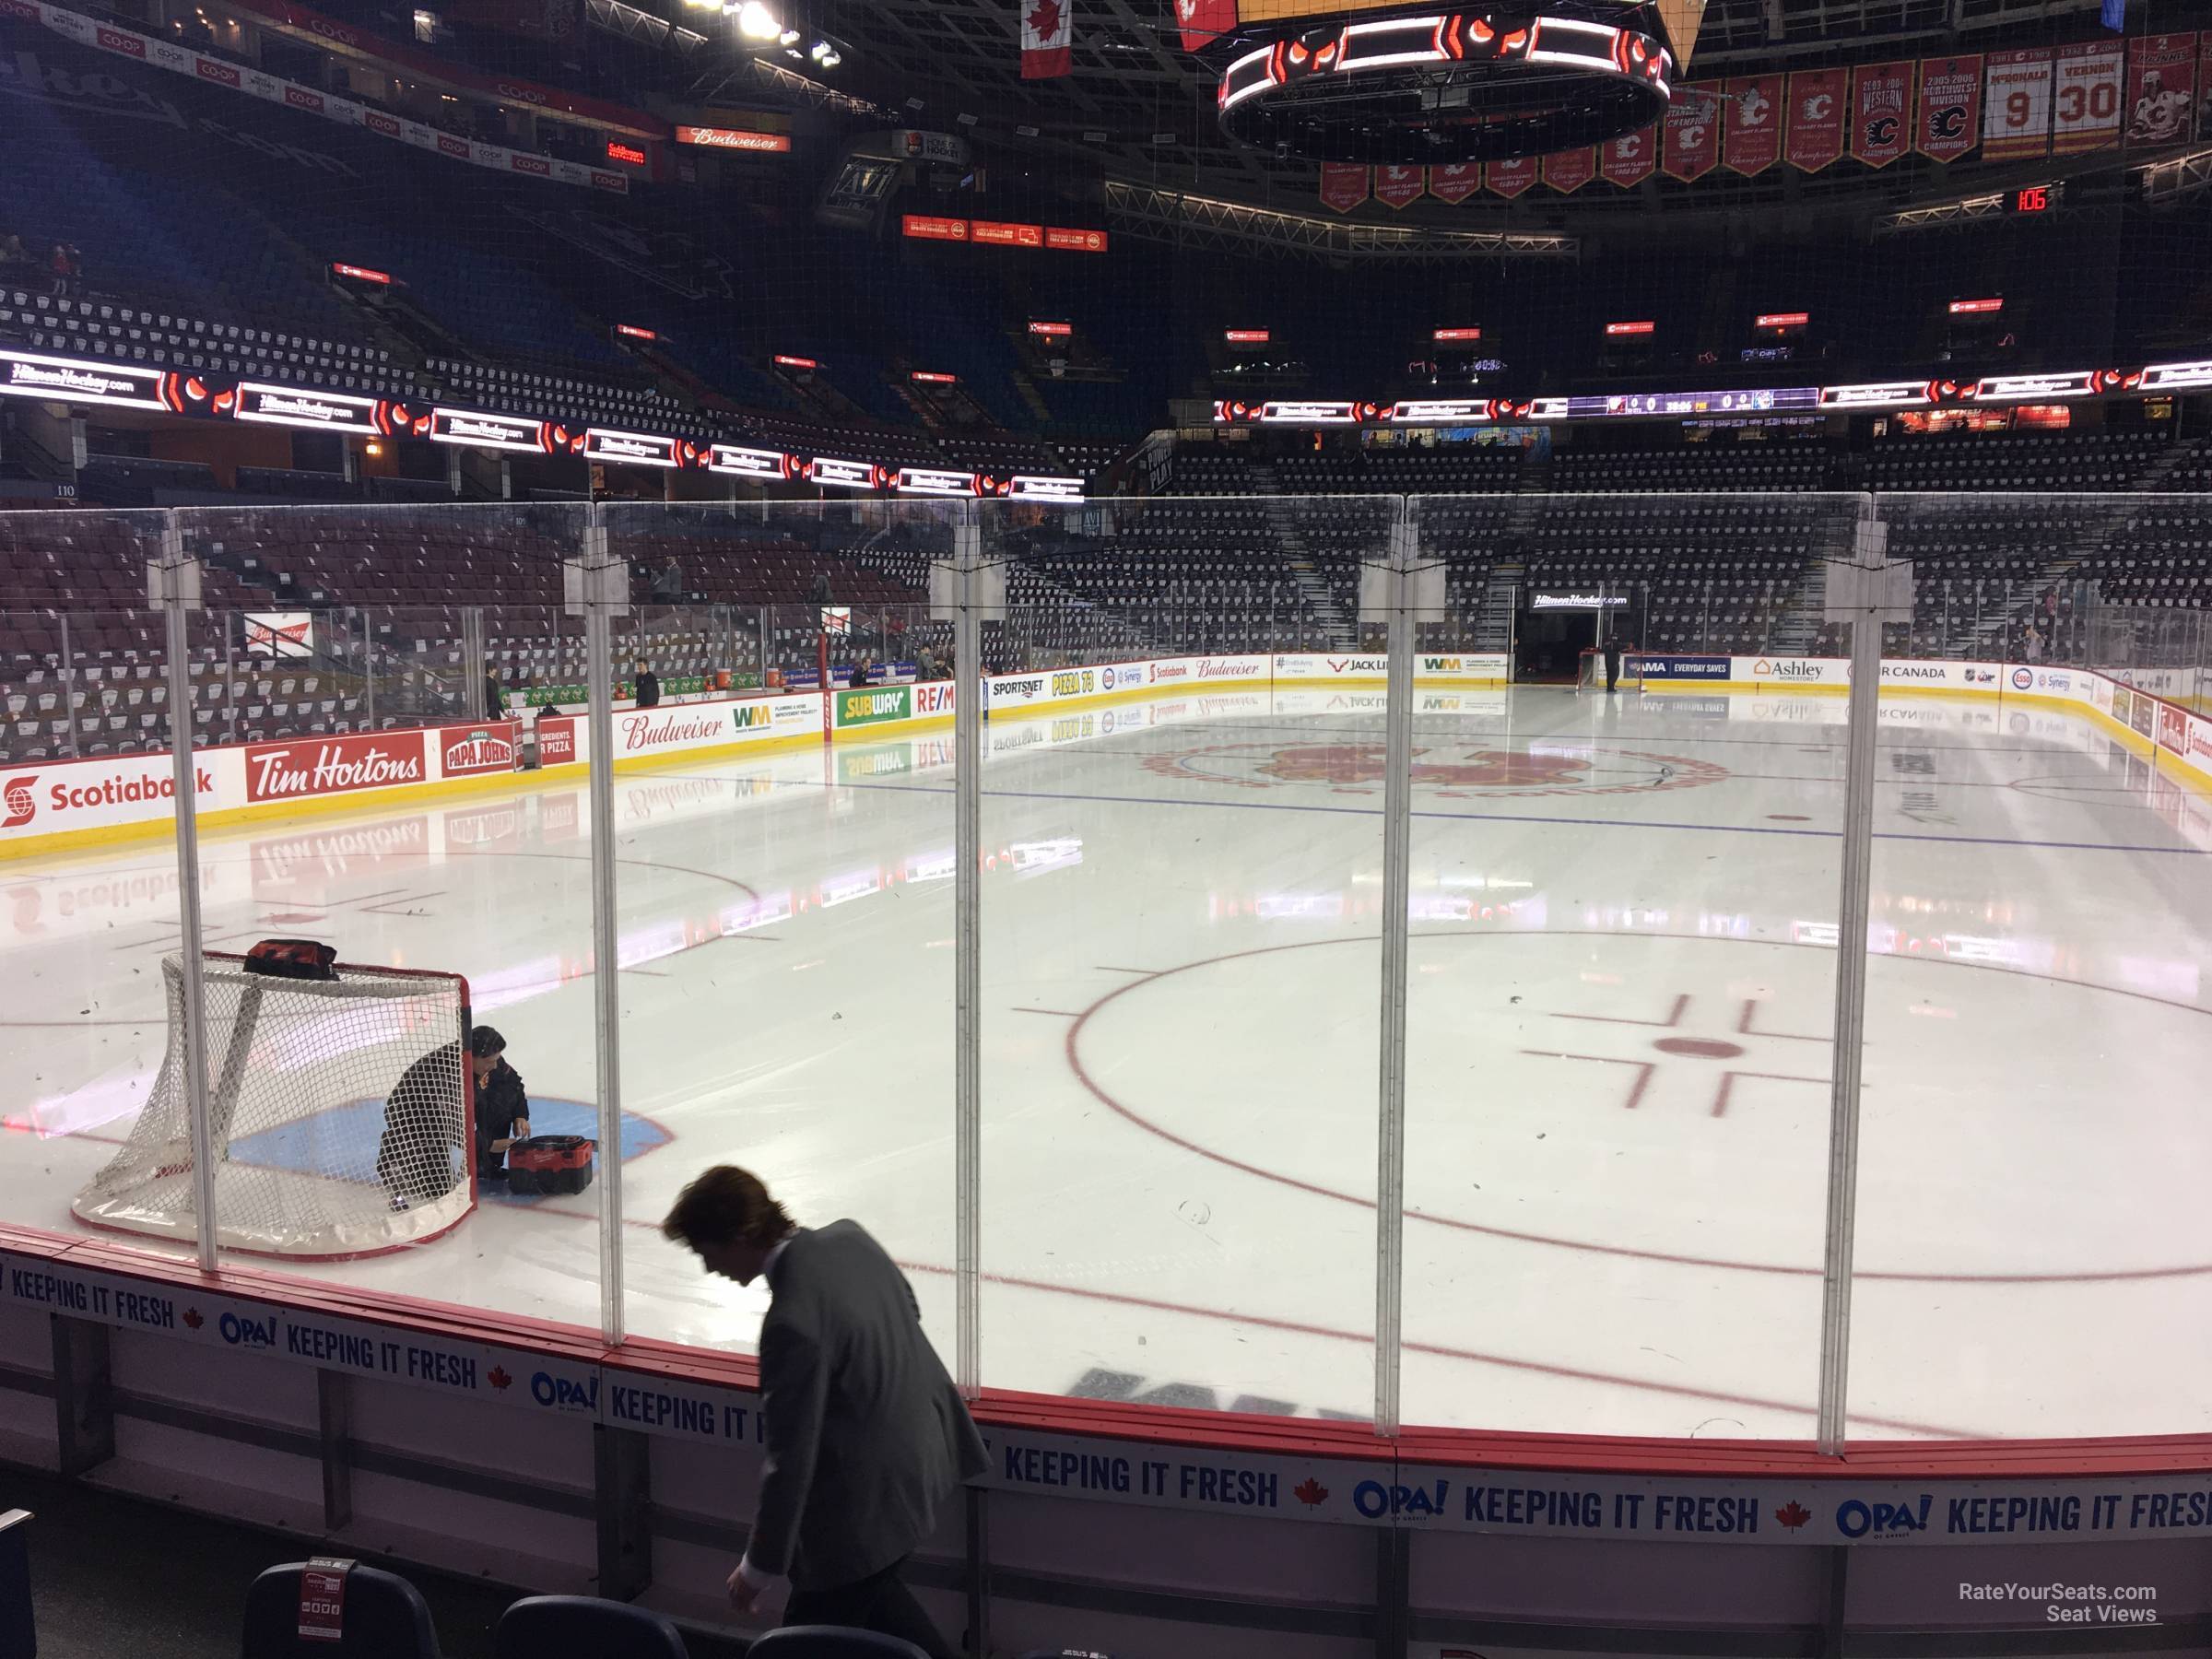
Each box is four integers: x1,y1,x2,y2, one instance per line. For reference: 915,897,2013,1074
2,754,227,836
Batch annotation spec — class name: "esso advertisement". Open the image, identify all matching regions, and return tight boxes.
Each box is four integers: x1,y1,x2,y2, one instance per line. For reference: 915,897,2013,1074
441,722,519,778
1,754,226,840
245,732,429,803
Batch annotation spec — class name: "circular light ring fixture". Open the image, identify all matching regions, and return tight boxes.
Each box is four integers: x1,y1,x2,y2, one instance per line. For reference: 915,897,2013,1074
1218,5,1674,165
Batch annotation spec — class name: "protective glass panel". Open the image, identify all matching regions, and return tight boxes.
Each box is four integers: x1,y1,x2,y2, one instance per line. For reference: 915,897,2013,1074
1403,486,1863,1436
976,491,1398,1422
147,504,597,1312
1853,491,2212,1439
600,498,959,1365
0,509,180,1263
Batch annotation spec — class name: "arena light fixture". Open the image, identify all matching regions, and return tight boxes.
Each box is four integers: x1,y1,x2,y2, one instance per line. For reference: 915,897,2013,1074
736,1,781,40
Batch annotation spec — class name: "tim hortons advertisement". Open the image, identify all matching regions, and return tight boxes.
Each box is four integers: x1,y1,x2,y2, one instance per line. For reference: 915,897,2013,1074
440,722,520,778
245,731,429,803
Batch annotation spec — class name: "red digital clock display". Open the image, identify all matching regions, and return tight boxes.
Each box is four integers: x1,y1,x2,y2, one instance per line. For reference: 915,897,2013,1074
2014,185,2051,213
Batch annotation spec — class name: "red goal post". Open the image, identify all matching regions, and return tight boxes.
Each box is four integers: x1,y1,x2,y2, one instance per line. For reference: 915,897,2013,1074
71,952,477,1260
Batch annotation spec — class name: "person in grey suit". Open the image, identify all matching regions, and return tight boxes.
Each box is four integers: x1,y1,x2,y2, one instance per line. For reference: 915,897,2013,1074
662,1166,987,1656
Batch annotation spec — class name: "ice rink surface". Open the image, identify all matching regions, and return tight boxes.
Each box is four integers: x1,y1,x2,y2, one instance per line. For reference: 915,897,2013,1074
6,682,2210,1443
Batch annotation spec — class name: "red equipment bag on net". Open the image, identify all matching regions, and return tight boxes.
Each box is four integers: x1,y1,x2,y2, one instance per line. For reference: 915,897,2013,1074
506,1135,594,1195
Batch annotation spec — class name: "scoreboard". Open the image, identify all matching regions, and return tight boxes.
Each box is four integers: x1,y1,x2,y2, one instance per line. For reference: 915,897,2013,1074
1185,0,1708,68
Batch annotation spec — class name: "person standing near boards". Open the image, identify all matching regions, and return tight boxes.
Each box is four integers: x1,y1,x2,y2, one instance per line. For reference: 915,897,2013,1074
662,1166,986,1657
1602,630,1625,694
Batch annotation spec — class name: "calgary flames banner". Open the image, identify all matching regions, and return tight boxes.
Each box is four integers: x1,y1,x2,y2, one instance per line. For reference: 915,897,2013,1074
1722,75,1783,175
1983,48,2054,159
1427,162,1482,203
1318,162,1371,212
1599,125,1657,188
2125,33,2196,146
1662,85,1721,179
1373,164,1427,208
1542,146,1596,193
1784,68,1848,171
1485,155,1539,198
1915,54,1983,160
1850,61,1913,166
2051,41,2124,155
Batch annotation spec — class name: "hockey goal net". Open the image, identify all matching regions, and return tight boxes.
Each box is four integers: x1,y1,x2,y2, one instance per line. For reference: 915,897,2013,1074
1576,647,1643,694
73,954,476,1258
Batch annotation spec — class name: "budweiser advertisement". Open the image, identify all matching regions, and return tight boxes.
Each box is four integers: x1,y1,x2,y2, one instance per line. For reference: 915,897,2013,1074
245,732,430,804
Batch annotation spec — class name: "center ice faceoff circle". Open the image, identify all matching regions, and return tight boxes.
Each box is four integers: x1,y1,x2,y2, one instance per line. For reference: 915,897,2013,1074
1139,742,1735,798
1066,932,2212,1284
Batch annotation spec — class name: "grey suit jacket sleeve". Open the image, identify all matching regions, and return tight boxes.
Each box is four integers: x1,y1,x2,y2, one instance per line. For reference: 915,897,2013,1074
746,1314,830,1578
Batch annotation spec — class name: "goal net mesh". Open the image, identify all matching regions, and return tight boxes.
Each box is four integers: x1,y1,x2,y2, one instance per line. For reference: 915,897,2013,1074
73,955,475,1258
1577,648,1644,692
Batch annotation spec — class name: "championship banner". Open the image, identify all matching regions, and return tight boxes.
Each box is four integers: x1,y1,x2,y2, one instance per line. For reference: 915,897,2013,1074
1783,67,1848,171
1543,146,1597,193
2051,41,2124,155
1374,163,1427,208
1983,48,2053,160
1661,85,1721,180
1177,0,1237,51
2202,33,2212,139
1914,54,1983,160
1598,125,1657,187
2124,32,2196,146
1485,155,1539,197
1722,75,1782,174
1319,162,1371,212
1427,162,1482,203
1850,61,1912,166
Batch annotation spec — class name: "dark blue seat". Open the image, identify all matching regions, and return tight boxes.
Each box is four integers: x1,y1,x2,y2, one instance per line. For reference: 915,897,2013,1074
493,1594,688,1658
0,1509,33,1659
241,1560,441,1657
747,1628,931,1659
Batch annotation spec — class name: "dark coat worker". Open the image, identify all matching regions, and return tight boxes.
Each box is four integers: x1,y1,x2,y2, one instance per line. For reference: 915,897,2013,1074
663,1167,987,1656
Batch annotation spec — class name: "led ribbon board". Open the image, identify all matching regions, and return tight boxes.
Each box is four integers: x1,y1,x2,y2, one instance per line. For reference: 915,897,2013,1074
706,444,793,480
808,457,879,489
895,467,982,497
583,429,681,468
0,350,185,412
232,383,386,434
428,408,552,453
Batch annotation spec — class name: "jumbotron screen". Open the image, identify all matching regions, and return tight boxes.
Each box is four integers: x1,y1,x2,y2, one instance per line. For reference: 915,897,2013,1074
1198,0,1707,67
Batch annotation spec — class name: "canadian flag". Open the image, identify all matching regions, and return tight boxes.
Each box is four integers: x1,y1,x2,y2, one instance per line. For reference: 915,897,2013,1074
1022,0,1072,78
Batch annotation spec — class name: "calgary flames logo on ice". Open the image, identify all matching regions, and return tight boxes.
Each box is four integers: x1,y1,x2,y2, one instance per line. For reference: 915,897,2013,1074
1260,746,1586,791
1142,743,1730,799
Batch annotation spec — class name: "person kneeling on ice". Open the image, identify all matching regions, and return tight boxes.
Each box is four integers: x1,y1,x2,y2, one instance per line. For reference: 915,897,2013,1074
378,1025,531,1210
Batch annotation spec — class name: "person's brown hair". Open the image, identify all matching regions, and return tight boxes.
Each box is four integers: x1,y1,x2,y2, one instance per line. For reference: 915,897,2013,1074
662,1165,794,1249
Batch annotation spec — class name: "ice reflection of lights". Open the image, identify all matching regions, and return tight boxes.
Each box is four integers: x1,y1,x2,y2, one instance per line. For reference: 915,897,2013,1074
818,868,884,908
1254,893,1347,922
1008,838,1084,876
720,894,792,933
619,917,693,970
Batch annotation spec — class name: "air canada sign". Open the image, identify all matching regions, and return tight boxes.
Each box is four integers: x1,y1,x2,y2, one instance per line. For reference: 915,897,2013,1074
246,733,429,802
